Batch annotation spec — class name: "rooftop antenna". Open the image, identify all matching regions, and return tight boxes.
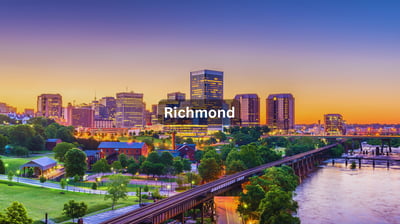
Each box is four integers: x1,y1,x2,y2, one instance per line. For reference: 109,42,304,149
94,90,97,101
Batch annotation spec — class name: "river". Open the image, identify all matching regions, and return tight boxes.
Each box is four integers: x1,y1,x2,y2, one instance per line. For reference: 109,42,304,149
294,162,400,224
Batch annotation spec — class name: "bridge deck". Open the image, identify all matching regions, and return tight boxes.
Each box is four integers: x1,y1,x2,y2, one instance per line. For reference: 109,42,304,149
103,142,342,224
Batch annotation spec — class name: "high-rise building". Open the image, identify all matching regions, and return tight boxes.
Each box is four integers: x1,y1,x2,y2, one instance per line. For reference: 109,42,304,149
266,93,295,132
115,92,145,128
234,94,260,127
65,103,94,128
167,92,186,101
324,114,345,135
190,69,223,100
99,96,117,119
37,94,63,119
0,102,16,114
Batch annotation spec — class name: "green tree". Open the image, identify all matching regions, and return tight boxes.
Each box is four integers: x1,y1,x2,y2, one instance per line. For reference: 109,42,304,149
237,183,265,221
238,144,263,169
39,175,47,187
186,172,201,185
237,166,299,223
194,150,204,163
91,182,98,190
140,161,165,177
0,201,33,224
198,158,220,182
64,148,87,177
172,158,183,175
28,117,55,128
73,174,80,182
118,153,129,168
127,160,140,175
258,145,281,164
160,151,174,167
143,185,149,192
104,174,130,210
226,159,247,174
56,126,75,143
138,155,146,166
29,135,45,152
258,185,300,224
53,142,75,162
44,123,59,139
182,159,192,172
0,159,5,174
184,137,195,144
63,200,88,223
7,170,14,183
8,125,35,148
147,151,160,163
111,161,123,172
212,131,227,142
331,144,344,158
60,178,67,192
12,145,29,157
91,158,111,173
0,134,9,154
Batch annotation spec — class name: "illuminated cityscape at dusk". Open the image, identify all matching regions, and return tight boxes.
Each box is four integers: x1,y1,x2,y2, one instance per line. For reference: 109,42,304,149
1,1,399,124
1,1,400,224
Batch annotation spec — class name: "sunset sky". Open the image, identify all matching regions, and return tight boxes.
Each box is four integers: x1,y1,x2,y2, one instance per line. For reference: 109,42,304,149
0,0,399,124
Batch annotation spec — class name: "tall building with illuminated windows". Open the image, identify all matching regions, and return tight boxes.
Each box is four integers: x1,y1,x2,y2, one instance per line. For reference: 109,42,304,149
324,114,345,135
37,93,63,119
167,92,186,101
190,69,223,100
115,92,145,128
266,93,295,132
234,94,260,127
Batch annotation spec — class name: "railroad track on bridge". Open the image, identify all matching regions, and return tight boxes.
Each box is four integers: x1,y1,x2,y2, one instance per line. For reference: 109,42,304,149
103,141,342,224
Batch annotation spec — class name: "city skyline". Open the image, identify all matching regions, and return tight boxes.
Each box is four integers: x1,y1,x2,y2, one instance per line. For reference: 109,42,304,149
1,1,400,124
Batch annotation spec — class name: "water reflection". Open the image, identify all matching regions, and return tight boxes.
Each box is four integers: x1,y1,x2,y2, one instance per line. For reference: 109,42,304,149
294,163,400,224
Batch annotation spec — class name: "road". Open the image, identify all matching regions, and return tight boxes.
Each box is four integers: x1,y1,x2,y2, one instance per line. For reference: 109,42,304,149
214,196,242,224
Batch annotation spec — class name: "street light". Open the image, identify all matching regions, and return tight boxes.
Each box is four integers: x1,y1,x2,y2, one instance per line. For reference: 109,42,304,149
167,184,171,197
16,170,20,183
4,163,8,173
66,178,69,191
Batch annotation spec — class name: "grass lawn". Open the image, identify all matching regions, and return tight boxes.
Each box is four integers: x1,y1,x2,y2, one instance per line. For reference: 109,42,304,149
0,180,139,223
1,152,55,173
1,156,30,172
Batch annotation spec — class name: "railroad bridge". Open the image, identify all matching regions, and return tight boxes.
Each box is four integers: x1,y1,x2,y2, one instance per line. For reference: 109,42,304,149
103,142,343,224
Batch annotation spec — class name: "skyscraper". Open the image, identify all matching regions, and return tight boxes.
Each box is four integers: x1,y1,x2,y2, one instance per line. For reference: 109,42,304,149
65,103,95,128
324,114,345,135
190,69,223,100
234,94,260,127
37,94,63,119
115,92,145,128
167,92,186,101
266,93,295,132
99,96,117,119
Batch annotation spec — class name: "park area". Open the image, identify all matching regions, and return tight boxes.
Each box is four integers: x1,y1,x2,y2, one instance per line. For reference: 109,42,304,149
0,180,139,224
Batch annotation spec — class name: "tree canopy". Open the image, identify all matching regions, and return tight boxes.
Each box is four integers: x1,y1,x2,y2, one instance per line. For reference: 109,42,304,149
104,174,130,210
53,142,75,162
64,148,87,177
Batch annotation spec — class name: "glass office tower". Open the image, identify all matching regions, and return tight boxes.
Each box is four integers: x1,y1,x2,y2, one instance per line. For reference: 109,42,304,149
190,69,223,100
266,93,295,132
